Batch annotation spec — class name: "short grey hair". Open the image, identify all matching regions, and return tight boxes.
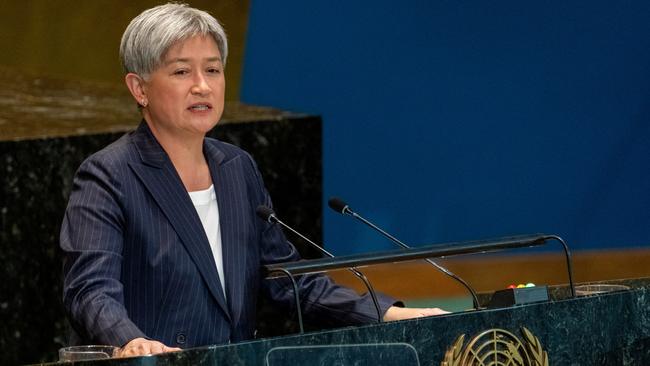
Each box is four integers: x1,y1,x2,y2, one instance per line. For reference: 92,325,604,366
120,3,228,78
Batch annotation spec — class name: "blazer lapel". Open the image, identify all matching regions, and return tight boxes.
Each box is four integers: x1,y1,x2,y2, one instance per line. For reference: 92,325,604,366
127,122,231,321
205,142,248,327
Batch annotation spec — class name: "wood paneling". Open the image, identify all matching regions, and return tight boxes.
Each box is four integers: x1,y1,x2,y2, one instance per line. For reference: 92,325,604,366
328,248,650,299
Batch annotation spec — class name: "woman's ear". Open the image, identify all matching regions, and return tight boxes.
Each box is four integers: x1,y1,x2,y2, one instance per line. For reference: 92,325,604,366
125,73,148,107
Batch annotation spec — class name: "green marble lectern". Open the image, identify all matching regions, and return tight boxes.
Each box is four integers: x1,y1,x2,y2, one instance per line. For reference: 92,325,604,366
37,236,650,365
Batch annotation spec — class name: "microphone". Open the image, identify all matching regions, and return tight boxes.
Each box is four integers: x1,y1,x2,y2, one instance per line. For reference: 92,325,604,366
328,197,482,310
255,205,384,323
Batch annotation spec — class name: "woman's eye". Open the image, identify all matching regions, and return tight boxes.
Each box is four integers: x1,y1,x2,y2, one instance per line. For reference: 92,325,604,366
207,68,221,74
173,69,189,75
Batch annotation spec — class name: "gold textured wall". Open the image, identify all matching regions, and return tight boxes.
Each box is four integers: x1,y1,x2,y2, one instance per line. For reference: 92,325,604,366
0,0,249,101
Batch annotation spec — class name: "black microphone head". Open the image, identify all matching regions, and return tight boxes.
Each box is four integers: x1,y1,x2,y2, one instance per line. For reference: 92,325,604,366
328,197,350,214
255,205,276,222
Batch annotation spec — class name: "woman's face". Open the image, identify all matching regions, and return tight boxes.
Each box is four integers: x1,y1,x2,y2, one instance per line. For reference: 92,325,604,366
141,35,225,138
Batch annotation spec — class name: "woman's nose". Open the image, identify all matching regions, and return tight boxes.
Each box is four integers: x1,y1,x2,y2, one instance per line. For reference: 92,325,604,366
191,74,211,95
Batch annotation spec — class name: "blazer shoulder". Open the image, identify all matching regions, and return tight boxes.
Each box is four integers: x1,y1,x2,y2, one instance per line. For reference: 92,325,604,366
205,137,265,186
205,137,250,158
77,132,138,175
205,137,259,168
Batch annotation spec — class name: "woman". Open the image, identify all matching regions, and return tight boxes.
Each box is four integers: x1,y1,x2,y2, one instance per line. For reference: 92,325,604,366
61,3,446,358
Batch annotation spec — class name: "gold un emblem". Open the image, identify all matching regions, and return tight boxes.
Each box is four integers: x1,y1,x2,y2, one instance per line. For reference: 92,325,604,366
441,327,548,366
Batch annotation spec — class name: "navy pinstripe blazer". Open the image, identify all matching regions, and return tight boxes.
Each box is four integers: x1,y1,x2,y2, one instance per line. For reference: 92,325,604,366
60,122,395,348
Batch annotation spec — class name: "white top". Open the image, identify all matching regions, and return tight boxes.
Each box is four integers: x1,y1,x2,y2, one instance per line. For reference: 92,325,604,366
188,184,226,299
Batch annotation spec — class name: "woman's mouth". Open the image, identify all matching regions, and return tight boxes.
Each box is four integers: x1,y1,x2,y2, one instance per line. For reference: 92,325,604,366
188,103,212,111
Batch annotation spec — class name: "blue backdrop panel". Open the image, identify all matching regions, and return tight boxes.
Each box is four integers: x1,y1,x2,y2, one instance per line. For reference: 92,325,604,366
241,1,650,254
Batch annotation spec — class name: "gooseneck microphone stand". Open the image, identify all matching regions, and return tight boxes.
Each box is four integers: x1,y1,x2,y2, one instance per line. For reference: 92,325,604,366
328,197,482,310
256,205,384,331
